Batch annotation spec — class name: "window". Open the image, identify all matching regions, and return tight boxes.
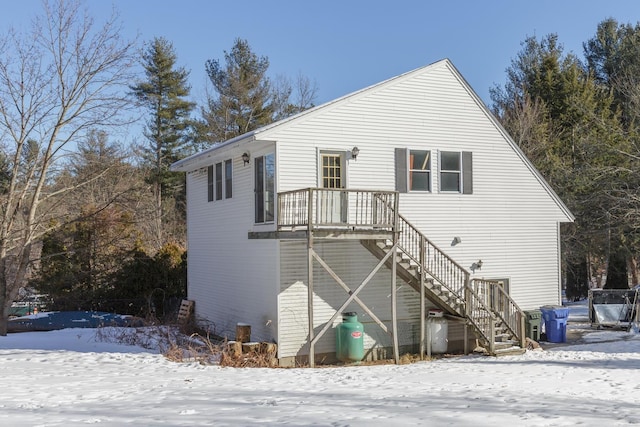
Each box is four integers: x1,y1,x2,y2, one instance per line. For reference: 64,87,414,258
409,150,431,191
440,151,461,192
255,153,275,223
207,165,214,202
215,162,223,200
322,153,343,189
440,151,473,194
225,159,232,199
207,159,233,202
396,148,472,194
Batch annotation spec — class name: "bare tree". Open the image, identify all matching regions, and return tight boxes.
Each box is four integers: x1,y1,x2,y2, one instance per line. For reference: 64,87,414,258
0,0,136,334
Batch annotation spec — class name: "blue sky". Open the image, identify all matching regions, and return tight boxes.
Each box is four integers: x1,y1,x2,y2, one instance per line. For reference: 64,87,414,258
3,1,640,107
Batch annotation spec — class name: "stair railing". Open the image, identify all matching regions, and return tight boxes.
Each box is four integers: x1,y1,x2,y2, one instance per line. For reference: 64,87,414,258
395,213,469,314
469,279,525,347
464,283,497,353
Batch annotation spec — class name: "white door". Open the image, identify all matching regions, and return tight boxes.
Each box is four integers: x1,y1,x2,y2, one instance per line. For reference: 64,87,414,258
319,152,347,224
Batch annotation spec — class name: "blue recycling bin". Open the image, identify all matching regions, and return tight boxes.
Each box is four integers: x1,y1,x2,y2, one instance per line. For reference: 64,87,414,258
540,306,570,343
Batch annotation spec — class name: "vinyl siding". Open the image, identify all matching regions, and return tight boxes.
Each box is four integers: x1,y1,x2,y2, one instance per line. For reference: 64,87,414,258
268,61,570,311
279,240,437,359
182,60,572,358
186,145,279,343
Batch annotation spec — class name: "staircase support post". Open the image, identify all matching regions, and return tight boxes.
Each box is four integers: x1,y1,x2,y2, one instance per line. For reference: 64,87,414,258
463,274,471,355
520,313,526,348
419,235,426,360
391,196,400,364
307,188,315,367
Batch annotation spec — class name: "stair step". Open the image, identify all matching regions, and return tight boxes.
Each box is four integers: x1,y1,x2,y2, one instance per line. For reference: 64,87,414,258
367,239,521,352
494,333,513,342
494,346,526,357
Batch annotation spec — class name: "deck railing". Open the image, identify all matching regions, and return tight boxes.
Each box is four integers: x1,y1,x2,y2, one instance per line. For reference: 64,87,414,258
277,188,398,231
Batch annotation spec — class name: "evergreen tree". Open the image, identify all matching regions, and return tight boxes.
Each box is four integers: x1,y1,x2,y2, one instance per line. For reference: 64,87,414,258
491,33,630,293
201,38,275,143
34,130,141,309
585,19,640,128
131,37,195,249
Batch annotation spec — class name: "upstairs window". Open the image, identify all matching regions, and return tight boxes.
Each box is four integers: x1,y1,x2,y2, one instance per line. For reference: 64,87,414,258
396,148,472,194
207,159,233,202
207,165,214,202
255,153,275,223
215,162,223,200
409,150,431,191
440,151,461,192
225,159,233,199
440,151,473,194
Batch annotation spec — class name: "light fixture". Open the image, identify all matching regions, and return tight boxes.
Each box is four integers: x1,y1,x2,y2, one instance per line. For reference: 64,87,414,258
351,146,360,161
241,152,250,165
451,236,462,246
470,260,483,273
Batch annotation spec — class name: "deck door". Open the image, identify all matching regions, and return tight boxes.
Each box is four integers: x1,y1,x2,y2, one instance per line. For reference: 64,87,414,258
319,151,347,224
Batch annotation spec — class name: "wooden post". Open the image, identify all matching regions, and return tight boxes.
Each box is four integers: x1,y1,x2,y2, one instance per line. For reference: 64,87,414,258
419,236,426,360
236,323,251,343
426,317,432,358
307,188,315,367
464,275,471,355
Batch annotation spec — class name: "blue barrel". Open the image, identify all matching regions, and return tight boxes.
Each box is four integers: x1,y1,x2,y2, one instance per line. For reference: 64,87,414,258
540,306,570,343
336,312,364,362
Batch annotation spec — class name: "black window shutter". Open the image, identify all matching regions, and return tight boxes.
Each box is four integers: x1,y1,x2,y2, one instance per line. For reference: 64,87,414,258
395,148,407,193
462,151,473,194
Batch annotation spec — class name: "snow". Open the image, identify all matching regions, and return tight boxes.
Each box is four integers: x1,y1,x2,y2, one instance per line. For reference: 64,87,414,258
2,302,640,426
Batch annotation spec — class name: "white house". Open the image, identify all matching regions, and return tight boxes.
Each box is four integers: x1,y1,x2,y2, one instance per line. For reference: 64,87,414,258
171,59,574,366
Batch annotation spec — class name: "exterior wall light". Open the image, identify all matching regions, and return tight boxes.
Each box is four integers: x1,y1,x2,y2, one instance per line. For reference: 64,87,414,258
242,152,250,165
351,146,360,160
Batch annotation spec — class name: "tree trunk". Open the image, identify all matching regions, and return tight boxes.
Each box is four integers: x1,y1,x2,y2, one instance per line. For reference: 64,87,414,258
566,257,589,301
0,254,8,336
604,243,629,289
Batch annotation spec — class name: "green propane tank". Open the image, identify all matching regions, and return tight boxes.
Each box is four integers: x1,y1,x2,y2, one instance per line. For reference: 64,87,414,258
336,312,364,363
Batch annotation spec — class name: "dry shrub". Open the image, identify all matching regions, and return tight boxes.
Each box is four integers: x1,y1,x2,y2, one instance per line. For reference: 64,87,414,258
219,341,278,368
95,323,279,367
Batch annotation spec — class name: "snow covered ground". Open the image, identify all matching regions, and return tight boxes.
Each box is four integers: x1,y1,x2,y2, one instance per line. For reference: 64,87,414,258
2,302,640,426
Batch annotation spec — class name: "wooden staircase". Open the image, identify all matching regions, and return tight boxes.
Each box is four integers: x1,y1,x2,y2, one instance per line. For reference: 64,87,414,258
276,188,526,357
361,212,526,356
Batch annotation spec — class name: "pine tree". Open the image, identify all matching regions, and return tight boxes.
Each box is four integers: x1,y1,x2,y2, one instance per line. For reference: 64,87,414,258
491,33,631,294
131,37,195,249
201,38,274,143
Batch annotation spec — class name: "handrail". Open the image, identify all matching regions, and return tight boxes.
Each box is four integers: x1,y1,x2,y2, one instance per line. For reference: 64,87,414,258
393,212,469,314
469,279,524,345
464,282,497,351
